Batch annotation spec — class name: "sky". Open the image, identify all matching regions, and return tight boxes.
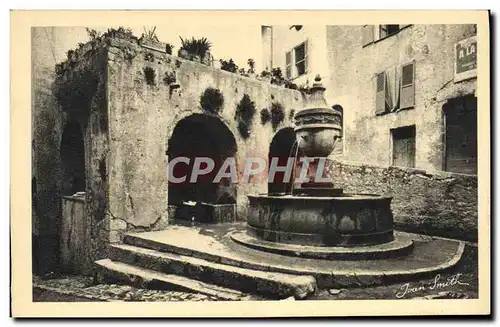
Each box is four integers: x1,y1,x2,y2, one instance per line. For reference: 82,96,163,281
46,25,263,72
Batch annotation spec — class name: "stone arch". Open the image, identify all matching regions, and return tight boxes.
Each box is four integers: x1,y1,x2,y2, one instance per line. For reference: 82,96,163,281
60,120,86,196
268,127,298,195
167,113,238,208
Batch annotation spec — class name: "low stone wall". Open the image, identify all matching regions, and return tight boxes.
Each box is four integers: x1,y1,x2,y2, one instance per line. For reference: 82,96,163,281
326,160,478,242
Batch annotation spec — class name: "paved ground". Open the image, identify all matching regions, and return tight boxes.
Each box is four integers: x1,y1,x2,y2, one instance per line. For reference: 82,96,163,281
33,245,477,302
310,244,478,300
33,275,220,302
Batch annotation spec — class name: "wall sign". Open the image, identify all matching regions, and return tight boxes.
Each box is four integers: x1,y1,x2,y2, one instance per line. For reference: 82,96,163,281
454,36,477,83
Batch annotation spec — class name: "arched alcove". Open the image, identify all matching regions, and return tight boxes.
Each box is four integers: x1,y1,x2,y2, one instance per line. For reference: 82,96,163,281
167,114,238,206
268,127,298,195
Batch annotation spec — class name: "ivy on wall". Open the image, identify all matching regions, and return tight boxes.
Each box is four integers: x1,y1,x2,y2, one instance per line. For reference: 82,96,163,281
260,108,271,125
235,94,256,139
200,87,224,114
143,67,156,85
270,102,285,130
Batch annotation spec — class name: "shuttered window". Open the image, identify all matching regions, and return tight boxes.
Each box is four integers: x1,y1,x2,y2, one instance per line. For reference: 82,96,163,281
380,25,400,39
285,51,292,79
375,72,387,115
362,25,374,47
400,62,415,109
286,41,308,79
295,41,308,77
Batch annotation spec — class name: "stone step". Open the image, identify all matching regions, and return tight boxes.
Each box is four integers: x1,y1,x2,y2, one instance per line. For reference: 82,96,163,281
108,244,317,299
94,259,254,301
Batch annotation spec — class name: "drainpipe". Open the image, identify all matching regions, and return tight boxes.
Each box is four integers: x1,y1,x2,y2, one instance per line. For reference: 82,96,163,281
270,26,273,69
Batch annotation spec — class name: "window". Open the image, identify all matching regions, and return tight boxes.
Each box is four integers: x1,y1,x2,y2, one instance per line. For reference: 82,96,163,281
295,42,307,76
362,25,412,47
285,41,308,79
400,62,415,109
379,25,400,38
391,125,416,168
375,61,415,115
375,71,387,114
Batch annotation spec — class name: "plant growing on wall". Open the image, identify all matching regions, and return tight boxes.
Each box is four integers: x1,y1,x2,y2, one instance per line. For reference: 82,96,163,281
143,67,156,85
179,36,212,62
200,87,224,114
163,71,177,85
260,108,271,125
142,26,160,42
270,67,285,85
298,81,311,94
165,43,174,55
103,26,137,40
259,68,272,82
220,58,238,73
235,94,257,139
247,58,256,74
86,28,102,41
270,102,285,130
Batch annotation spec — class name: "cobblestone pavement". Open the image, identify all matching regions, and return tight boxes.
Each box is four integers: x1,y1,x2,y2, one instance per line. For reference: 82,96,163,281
33,275,220,302
33,246,478,302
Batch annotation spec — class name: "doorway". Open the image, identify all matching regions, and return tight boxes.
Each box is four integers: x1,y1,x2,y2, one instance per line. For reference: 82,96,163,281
443,95,477,174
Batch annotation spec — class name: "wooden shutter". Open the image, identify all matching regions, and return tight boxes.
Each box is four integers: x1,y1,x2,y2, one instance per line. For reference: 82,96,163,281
304,40,308,73
285,50,292,79
400,62,415,109
362,25,374,47
375,72,386,115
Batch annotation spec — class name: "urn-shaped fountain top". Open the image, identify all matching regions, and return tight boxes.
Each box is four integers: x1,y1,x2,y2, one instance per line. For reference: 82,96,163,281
293,75,342,156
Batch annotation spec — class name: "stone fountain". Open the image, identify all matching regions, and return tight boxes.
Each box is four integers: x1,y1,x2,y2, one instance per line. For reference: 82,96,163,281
232,75,414,258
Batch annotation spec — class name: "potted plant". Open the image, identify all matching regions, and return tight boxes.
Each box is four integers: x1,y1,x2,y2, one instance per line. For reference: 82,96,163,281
247,58,256,78
105,26,135,41
259,68,272,83
178,48,189,59
165,43,174,55
270,67,286,86
179,36,212,64
139,26,168,53
238,68,248,77
220,59,238,73
201,51,214,66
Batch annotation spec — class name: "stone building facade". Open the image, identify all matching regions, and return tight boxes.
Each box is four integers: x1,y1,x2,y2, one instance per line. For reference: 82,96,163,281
31,25,479,276
262,24,478,242
32,28,304,274
263,24,478,174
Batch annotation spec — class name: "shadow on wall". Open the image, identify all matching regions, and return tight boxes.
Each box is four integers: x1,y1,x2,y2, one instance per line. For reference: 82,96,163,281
60,121,86,195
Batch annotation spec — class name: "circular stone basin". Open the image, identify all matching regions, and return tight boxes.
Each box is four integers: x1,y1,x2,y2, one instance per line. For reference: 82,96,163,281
247,194,394,247
230,230,414,260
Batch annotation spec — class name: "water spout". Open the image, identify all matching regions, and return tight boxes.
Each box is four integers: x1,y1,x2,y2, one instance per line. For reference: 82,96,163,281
289,137,302,195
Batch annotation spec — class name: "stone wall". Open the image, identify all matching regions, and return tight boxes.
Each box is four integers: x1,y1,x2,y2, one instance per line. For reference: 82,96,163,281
106,38,304,242
32,30,112,273
325,24,477,172
32,28,70,274
326,160,478,242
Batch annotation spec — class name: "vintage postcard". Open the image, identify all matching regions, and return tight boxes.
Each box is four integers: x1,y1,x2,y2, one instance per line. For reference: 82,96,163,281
11,10,490,317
